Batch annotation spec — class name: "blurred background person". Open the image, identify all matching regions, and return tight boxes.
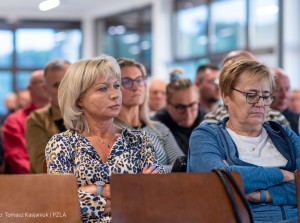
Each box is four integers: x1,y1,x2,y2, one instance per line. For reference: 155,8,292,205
26,58,70,173
270,67,300,135
153,68,206,155
2,70,49,173
289,90,300,113
195,63,221,113
115,58,184,173
16,89,32,109
0,92,18,128
221,50,256,65
148,78,167,117
202,50,290,127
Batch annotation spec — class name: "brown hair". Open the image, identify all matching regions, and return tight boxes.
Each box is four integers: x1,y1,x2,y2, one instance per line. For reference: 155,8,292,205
166,67,198,103
219,59,275,109
195,63,219,83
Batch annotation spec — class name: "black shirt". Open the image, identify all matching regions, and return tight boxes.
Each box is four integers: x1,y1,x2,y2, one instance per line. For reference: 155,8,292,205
152,108,206,155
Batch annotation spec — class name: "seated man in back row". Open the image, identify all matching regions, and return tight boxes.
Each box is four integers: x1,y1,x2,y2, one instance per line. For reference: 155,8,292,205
25,59,71,173
270,67,300,135
202,50,290,128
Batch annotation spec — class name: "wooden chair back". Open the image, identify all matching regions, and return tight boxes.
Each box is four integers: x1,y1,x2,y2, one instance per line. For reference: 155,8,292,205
43,159,47,173
110,172,251,223
0,174,81,223
294,169,300,223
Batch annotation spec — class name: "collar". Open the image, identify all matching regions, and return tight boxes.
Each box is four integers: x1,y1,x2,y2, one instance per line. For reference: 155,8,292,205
49,103,63,121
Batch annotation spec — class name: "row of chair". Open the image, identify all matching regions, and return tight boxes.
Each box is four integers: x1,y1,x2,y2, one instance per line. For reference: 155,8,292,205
1,171,300,223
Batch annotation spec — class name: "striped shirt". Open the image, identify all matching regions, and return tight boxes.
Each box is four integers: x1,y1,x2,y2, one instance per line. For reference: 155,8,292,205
114,120,184,173
201,106,290,126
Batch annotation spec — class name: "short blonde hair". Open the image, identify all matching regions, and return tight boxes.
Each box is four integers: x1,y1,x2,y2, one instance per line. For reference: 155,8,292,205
58,55,121,132
219,59,275,109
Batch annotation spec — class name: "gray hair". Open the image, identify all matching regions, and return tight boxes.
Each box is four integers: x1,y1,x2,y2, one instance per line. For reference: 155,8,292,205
44,58,71,79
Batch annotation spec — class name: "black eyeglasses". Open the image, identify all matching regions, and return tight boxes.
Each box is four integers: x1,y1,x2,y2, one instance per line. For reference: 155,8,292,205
121,76,146,89
232,88,275,106
169,102,199,114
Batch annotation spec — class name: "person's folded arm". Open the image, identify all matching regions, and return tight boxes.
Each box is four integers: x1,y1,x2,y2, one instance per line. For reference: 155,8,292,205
45,134,108,220
267,180,296,205
188,125,284,194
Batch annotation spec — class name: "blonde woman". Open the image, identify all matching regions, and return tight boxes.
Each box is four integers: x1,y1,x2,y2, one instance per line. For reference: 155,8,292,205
46,55,164,222
115,58,184,173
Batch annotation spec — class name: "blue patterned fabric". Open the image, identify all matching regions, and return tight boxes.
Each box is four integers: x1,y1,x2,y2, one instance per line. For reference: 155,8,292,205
46,128,165,222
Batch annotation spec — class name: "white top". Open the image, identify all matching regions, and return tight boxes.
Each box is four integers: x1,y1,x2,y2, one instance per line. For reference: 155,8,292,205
226,127,288,167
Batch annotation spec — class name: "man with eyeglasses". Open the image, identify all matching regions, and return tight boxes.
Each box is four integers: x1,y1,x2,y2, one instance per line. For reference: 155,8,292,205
270,67,300,135
195,64,221,113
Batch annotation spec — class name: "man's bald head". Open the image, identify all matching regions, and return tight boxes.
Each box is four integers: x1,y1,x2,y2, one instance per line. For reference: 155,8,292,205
222,50,256,66
270,67,290,112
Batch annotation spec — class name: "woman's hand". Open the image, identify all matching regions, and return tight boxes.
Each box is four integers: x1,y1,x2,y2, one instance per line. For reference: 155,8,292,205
78,184,111,199
103,199,111,215
79,185,96,194
142,163,160,174
280,169,294,182
101,184,111,199
245,190,260,202
245,190,272,203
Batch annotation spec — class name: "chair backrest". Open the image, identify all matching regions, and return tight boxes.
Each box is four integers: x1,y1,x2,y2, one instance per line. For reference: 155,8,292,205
43,159,47,173
111,172,251,223
294,169,300,222
0,174,81,223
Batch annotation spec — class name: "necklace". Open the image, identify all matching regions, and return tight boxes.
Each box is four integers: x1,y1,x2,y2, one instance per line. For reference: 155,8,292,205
99,139,111,148
99,130,121,148
226,122,266,152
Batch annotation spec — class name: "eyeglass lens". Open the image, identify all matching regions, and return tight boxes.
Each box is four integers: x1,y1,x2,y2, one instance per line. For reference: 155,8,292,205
121,76,146,88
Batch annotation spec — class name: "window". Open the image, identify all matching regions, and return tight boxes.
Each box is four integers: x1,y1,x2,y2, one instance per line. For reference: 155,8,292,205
173,0,280,78
0,20,82,114
96,6,152,74
211,0,246,53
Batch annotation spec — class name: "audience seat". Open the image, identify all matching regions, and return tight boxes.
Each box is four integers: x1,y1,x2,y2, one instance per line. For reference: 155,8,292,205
294,169,300,222
110,172,251,223
0,174,81,223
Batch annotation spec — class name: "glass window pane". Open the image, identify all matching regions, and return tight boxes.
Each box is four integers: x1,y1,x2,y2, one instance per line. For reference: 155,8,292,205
0,30,13,68
176,4,208,59
0,71,13,114
249,0,279,49
16,28,82,68
100,7,152,73
169,61,198,82
256,53,278,67
211,0,247,53
16,71,31,90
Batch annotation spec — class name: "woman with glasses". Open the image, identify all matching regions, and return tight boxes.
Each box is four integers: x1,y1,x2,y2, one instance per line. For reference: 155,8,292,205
45,55,164,222
115,58,184,173
188,59,300,222
153,68,206,155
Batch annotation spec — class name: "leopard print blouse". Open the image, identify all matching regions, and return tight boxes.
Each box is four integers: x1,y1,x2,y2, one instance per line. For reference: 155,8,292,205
46,127,165,222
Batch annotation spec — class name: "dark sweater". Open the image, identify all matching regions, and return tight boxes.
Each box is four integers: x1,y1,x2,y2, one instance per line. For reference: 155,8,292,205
152,108,206,155
282,108,300,135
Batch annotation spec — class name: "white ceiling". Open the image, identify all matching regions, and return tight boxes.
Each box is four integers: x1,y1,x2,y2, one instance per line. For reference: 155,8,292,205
0,0,151,21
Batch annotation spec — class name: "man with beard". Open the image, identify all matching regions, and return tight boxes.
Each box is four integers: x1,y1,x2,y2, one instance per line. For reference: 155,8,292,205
195,64,221,113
